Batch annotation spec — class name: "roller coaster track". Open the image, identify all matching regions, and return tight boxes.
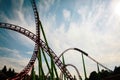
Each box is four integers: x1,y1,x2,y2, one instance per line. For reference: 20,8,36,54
0,0,74,79
0,22,74,80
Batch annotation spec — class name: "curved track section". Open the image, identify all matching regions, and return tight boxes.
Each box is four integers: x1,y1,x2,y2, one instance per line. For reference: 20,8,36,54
8,45,38,80
31,0,40,53
31,0,40,31
0,23,38,80
0,22,74,80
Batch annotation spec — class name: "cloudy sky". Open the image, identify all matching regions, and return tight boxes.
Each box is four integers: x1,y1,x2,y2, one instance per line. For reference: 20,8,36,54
0,0,120,79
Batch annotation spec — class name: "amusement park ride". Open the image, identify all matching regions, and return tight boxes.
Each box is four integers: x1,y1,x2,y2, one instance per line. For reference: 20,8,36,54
0,0,112,80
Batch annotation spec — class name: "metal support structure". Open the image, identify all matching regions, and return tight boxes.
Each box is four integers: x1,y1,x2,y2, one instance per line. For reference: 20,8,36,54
46,48,83,80
54,47,112,79
31,0,44,79
81,53,87,79
58,48,87,79
97,63,100,73
0,23,112,79
0,0,113,79
0,22,74,80
60,64,82,80
62,55,66,80
0,0,74,79
74,48,112,72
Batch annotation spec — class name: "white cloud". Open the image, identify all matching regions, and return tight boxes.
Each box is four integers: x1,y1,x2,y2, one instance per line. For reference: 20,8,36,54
38,0,55,13
43,1,120,79
0,2,35,47
63,9,71,21
110,0,120,17
0,47,30,72
0,56,30,72
0,47,21,58
1,0,120,79
26,51,33,55
77,6,88,21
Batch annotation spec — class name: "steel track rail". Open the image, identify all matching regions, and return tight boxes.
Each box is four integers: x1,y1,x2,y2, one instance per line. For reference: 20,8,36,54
0,22,74,80
7,44,38,80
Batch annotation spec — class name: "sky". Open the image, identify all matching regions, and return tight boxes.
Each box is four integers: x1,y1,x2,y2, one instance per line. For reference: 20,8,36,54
0,0,120,79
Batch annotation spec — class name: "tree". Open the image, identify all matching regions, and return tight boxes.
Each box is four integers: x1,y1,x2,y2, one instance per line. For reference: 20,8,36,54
89,71,99,80
2,65,7,74
7,68,12,77
99,69,110,79
114,66,120,75
8,68,11,72
12,69,15,73
11,69,15,77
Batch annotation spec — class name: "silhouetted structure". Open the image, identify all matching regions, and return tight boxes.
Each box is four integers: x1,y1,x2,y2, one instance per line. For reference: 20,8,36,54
88,66,120,80
103,74,120,80
0,65,120,80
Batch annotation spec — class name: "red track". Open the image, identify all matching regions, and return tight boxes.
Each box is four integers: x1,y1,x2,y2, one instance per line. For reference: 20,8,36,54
0,0,74,79
0,22,74,80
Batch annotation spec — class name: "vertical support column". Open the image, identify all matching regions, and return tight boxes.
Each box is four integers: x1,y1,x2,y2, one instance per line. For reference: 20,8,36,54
31,66,36,80
39,21,55,80
31,0,43,79
97,63,101,80
62,55,66,80
81,53,87,80
97,63,100,73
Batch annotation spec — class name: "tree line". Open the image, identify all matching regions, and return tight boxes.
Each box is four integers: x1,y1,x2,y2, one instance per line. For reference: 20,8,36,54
0,65,120,80
0,65,16,80
87,66,120,80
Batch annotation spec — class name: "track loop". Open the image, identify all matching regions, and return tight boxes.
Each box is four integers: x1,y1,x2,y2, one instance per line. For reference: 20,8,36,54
0,22,74,79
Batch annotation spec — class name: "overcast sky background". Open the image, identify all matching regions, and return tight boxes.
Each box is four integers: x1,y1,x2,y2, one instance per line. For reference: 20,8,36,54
0,0,120,79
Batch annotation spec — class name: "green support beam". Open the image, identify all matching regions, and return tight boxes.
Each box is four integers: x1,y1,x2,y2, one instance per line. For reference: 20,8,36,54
81,53,87,80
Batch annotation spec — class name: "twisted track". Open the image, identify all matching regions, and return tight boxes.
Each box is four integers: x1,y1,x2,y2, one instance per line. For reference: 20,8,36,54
0,0,73,79
0,22,74,80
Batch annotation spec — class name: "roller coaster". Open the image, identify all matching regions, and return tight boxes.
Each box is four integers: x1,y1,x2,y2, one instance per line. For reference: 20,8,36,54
0,0,112,80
